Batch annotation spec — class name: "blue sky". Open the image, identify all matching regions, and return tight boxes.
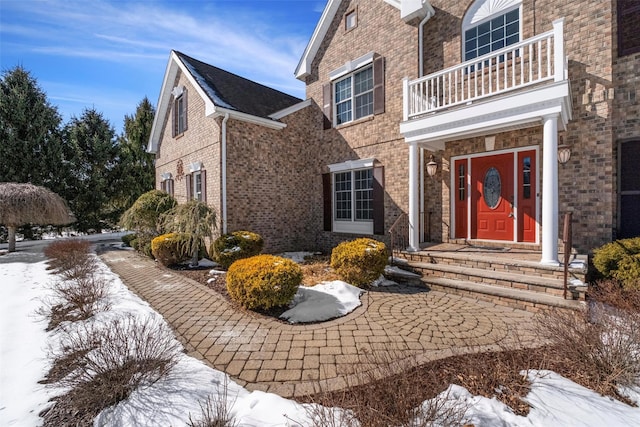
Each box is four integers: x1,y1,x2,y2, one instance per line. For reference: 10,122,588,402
0,0,326,133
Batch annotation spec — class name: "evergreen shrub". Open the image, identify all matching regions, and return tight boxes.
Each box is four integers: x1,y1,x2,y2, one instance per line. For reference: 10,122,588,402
330,238,387,288
226,255,302,310
151,233,190,266
121,233,136,247
212,231,264,269
593,237,640,289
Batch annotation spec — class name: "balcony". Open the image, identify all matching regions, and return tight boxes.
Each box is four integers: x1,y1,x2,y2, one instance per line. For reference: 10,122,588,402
400,19,572,150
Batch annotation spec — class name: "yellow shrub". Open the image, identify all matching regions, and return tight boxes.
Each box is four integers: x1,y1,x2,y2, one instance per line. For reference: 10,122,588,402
593,237,640,279
212,231,264,269
226,255,302,310
330,238,387,288
151,233,190,266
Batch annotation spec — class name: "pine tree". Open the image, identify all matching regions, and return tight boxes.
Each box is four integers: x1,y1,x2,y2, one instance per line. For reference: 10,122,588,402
0,66,66,190
112,97,156,214
63,108,118,232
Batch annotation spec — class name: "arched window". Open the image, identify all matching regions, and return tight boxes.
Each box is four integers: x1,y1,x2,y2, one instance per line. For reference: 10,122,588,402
462,0,522,62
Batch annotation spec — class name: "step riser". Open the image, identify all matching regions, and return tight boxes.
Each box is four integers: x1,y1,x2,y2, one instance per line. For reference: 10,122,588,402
424,281,565,313
404,253,586,283
414,267,567,297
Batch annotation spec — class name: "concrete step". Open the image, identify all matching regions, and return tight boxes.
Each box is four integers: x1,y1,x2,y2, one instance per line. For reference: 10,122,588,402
423,276,586,313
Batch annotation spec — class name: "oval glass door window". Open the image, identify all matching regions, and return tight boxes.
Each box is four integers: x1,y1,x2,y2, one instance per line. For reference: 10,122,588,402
483,167,501,209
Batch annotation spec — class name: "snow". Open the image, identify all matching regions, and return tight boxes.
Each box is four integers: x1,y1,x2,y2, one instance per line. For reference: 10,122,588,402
181,59,236,110
384,265,421,279
3,234,640,426
417,371,640,427
279,251,316,264
280,281,363,324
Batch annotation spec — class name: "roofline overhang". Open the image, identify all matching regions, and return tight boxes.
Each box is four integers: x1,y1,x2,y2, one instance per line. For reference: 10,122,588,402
269,99,313,120
148,51,286,153
294,0,342,80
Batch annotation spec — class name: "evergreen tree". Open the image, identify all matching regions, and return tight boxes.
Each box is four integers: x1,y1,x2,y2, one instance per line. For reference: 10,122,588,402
63,108,118,232
0,66,66,191
112,97,156,214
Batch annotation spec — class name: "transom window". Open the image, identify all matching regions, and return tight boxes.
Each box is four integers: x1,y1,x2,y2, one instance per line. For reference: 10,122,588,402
334,65,374,125
464,8,520,61
334,168,373,227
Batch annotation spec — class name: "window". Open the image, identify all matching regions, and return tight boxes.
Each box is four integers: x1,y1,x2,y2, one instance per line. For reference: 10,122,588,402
462,0,521,65
161,178,174,196
345,10,357,30
322,53,384,129
522,156,531,199
173,88,187,136
333,168,373,232
334,65,374,125
323,158,384,235
186,166,206,202
618,1,640,56
193,171,203,201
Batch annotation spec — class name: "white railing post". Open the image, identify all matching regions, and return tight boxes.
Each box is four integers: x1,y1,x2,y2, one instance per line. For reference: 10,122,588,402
553,18,565,82
403,77,409,121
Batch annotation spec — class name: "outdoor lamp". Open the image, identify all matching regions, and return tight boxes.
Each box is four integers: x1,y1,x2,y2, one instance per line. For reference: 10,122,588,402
426,155,438,177
558,142,571,165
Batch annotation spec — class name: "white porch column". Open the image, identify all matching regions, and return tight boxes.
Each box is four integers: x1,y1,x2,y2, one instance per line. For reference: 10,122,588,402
541,114,559,265
408,142,420,251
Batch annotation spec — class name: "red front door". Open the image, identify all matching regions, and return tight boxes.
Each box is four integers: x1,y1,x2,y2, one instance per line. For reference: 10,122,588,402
471,153,514,241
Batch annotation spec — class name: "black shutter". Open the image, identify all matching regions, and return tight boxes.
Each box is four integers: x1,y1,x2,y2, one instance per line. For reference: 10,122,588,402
322,83,332,129
160,180,166,192
373,55,385,115
172,98,177,137
186,174,192,200
322,173,332,231
201,170,207,202
183,88,188,132
373,165,385,235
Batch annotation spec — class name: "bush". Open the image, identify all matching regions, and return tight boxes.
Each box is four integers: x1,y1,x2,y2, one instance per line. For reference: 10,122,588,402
330,238,387,287
151,233,191,266
121,233,136,247
42,315,181,425
593,237,640,278
612,254,640,290
44,239,93,279
119,190,177,234
226,254,302,310
213,231,264,269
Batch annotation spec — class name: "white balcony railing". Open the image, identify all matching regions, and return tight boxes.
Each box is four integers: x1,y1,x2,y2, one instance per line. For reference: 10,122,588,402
403,19,566,121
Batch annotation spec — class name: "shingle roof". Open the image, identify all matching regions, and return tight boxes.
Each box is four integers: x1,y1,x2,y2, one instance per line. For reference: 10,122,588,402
175,51,302,119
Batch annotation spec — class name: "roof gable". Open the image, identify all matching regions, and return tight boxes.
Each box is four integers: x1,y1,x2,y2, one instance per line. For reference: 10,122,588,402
294,0,434,80
148,51,302,153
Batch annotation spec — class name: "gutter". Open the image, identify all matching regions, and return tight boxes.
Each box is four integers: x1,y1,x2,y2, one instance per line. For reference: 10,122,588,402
221,113,230,234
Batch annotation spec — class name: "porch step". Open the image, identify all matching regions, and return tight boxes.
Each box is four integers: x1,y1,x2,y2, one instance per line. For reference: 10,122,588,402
403,250,588,283
409,261,571,298
423,277,585,313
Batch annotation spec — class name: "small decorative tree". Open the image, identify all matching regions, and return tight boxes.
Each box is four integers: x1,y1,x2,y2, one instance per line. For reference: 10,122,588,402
159,200,217,266
0,182,75,252
119,190,176,256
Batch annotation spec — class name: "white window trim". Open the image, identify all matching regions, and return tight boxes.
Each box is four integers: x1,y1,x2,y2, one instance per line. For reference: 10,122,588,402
330,160,375,234
329,51,375,81
160,172,172,181
188,162,203,173
462,0,522,62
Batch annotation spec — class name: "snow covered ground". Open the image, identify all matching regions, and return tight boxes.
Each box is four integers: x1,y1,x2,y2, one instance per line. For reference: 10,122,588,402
1,235,640,426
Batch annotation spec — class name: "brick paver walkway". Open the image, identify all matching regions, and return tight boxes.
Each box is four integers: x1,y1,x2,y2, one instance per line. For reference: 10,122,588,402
99,248,542,398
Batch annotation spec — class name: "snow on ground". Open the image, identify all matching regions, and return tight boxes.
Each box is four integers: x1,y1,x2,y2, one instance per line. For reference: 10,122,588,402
279,251,317,264
2,234,640,426
280,281,363,324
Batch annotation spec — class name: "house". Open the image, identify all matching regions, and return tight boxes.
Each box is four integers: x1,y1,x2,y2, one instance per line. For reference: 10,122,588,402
148,0,639,266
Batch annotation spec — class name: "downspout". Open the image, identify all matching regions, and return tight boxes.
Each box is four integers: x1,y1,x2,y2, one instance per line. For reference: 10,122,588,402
221,113,230,234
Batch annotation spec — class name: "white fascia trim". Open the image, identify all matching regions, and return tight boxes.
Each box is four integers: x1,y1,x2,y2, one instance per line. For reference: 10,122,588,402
269,99,312,120
148,53,178,153
328,158,375,172
295,0,342,80
211,107,287,130
160,172,172,181
329,52,375,81
383,0,401,10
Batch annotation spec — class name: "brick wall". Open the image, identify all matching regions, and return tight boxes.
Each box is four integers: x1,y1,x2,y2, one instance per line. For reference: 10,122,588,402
154,70,223,233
